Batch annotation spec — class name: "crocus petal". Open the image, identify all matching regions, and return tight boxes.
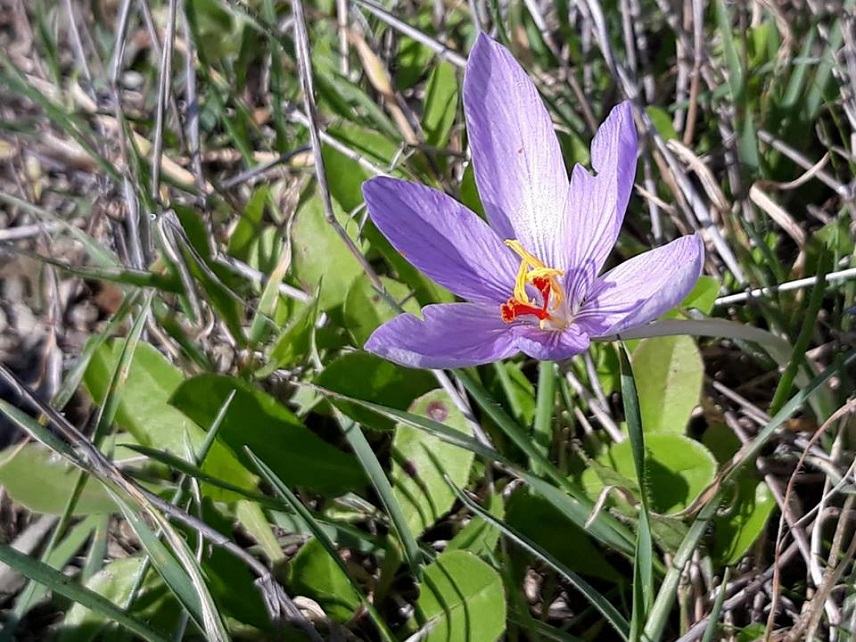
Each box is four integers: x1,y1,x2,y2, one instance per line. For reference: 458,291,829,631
463,34,570,268
364,303,518,369
564,101,638,305
512,324,591,362
363,177,518,305
575,234,704,337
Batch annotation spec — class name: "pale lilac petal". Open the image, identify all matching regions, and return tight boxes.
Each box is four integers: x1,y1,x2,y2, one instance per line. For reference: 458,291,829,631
512,324,590,362
564,101,638,305
463,34,570,268
364,303,518,369
363,177,518,305
575,235,704,337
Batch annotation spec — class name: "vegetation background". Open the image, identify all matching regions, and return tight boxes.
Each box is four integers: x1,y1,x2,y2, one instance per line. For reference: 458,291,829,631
0,0,854,640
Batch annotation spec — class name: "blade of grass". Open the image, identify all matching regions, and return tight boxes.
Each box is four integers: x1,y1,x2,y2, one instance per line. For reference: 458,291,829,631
618,345,653,642
0,516,100,639
451,480,630,640
246,449,395,642
108,489,229,642
454,369,638,555
0,544,171,642
310,384,636,557
700,567,731,642
337,413,423,574
532,360,556,475
769,255,828,414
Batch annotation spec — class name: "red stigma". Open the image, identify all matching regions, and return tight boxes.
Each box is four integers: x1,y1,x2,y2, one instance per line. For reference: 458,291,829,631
532,276,552,308
500,298,551,323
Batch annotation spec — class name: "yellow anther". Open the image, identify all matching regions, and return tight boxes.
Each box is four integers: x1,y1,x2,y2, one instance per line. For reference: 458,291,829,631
513,260,529,303
504,240,565,308
504,239,546,270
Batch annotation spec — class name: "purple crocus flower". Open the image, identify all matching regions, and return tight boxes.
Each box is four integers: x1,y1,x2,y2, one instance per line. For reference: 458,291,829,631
362,34,703,369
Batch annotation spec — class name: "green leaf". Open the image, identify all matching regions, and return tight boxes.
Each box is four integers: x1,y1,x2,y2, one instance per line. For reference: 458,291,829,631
422,61,459,148
392,389,474,537
83,341,256,499
505,488,619,581
711,477,775,565
619,345,653,642
288,538,361,621
632,336,703,434
0,444,115,515
236,501,285,563
447,491,504,557
291,191,363,313
316,352,435,431
6,516,100,636
417,550,506,642
343,275,420,346
170,374,366,496
59,557,179,642
581,433,718,515
680,275,720,315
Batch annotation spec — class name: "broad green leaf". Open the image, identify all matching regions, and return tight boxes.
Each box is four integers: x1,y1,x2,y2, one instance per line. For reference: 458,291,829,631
83,341,255,499
170,374,366,496
422,61,458,148
711,477,775,565
0,444,115,515
680,275,720,315
59,557,178,642
343,275,419,346
505,488,619,581
316,352,435,431
291,192,363,313
447,491,504,557
581,433,718,515
287,538,361,622
632,336,703,434
703,424,776,565
391,390,474,536
417,550,506,642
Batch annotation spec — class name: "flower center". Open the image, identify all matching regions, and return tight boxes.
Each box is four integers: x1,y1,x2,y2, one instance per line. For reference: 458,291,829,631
499,240,567,330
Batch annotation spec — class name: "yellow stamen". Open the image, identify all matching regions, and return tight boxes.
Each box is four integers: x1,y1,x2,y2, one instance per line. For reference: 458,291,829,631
504,240,565,308
513,260,529,303
504,239,546,269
